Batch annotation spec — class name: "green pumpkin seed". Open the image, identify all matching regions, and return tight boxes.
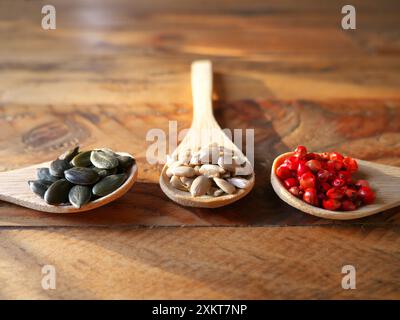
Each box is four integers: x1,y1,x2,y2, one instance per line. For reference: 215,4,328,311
44,179,72,204
99,148,116,157
92,174,126,197
117,155,135,171
49,159,71,177
109,167,118,175
71,150,93,167
91,193,101,201
59,146,80,162
64,167,99,185
90,150,119,169
28,180,53,198
68,185,92,208
92,167,108,178
30,147,135,207
92,167,117,178
37,168,59,182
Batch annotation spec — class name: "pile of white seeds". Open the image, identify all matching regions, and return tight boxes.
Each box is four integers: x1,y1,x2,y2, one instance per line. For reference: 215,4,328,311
166,143,253,197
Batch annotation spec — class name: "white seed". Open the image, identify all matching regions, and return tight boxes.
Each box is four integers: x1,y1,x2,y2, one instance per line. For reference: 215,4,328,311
166,160,183,177
232,155,246,165
167,144,250,197
170,175,188,191
178,149,192,165
213,177,236,194
214,189,225,197
221,172,231,178
172,160,183,167
166,167,173,177
210,146,220,164
171,166,195,177
194,165,201,175
234,161,254,176
198,148,209,163
199,146,219,164
180,176,194,188
190,176,211,197
207,187,218,196
189,153,201,166
227,177,251,189
199,164,225,178
217,155,238,172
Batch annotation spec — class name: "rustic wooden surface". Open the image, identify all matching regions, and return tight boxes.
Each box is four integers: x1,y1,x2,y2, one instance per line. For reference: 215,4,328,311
0,0,399,299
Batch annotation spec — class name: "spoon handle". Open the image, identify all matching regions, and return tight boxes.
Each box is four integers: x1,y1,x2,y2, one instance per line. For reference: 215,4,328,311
0,167,33,207
191,60,219,129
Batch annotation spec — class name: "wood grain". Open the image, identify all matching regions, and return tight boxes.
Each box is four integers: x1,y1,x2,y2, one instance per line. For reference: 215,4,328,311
0,226,399,299
0,100,399,226
0,0,399,299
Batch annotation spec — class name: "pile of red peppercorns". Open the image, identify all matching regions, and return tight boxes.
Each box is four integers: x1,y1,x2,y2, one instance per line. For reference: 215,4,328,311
276,146,376,211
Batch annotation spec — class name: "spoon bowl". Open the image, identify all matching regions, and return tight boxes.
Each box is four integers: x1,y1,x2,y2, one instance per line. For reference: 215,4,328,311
0,152,138,213
159,60,255,208
160,167,254,208
271,152,400,220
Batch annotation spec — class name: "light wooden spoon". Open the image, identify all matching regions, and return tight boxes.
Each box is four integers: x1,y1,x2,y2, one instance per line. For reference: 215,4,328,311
271,152,400,220
0,152,138,213
159,60,255,208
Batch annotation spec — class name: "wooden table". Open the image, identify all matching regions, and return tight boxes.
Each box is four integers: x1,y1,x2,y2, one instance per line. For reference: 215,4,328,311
0,0,399,299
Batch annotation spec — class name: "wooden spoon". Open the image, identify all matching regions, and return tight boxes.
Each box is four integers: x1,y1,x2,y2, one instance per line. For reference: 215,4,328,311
159,60,255,208
0,152,138,213
271,152,400,220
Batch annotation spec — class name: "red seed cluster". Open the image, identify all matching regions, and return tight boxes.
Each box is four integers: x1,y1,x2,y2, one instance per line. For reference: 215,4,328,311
276,146,376,211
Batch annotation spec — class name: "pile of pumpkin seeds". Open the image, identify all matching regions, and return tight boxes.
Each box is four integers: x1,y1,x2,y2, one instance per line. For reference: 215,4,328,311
166,143,253,197
28,146,135,208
